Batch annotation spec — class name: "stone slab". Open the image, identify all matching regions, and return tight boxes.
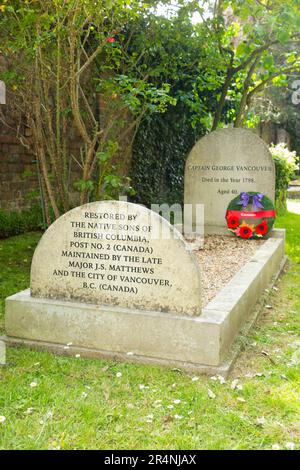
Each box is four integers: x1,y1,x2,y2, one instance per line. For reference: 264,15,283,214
5,232,285,373
0,81,5,105
30,200,202,316
184,128,275,233
0,340,6,365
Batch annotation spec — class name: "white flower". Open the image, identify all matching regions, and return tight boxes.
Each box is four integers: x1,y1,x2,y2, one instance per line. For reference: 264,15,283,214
30,381,38,388
167,405,174,410
173,399,181,405
81,392,88,399
75,354,81,358
191,376,199,382
272,444,281,450
139,384,148,390
208,389,216,399
285,442,295,450
256,416,267,426
210,376,218,381
217,375,226,384
126,351,134,356
116,372,122,378
24,407,34,415
0,416,6,424
174,414,183,420
231,379,239,390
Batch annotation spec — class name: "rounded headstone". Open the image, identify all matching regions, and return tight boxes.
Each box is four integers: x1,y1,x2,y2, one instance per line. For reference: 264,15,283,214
31,201,202,316
184,128,275,232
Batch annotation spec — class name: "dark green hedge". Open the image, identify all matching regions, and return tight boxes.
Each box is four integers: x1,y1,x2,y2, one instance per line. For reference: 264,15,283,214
0,205,44,239
131,106,203,207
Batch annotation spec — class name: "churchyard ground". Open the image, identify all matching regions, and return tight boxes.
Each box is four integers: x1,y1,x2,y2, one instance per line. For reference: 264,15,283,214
0,211,299,450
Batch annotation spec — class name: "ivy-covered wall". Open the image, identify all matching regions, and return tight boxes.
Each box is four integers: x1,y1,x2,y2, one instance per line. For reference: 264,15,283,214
131,105,204,207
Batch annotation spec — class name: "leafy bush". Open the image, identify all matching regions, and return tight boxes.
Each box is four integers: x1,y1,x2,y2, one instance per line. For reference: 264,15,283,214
269,143,298,212
0,205,44,239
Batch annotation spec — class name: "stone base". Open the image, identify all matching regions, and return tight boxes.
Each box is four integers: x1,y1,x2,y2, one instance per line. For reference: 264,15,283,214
4,231,286,376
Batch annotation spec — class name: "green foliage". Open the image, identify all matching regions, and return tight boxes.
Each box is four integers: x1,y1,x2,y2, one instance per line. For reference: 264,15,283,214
131,105,202,207
270,143,298,212
0,206,44,239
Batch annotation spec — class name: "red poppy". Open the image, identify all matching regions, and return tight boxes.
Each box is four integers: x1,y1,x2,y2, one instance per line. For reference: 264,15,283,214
106,37,115,43
227,215,239,229
239,226,253,239
255,220,268,235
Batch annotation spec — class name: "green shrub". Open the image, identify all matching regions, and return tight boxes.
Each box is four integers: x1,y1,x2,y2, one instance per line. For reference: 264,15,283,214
0,205,44,239
269,143,298,212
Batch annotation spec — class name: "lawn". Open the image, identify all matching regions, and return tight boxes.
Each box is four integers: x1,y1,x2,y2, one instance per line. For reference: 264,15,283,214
0,213,299,450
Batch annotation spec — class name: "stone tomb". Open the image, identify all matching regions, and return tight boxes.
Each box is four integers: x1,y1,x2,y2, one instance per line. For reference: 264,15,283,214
5,200,285,374
184,128,275,234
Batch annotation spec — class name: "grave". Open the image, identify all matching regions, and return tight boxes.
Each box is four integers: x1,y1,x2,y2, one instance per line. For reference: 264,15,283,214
4,129,287,375
184,128,275,234
4,197,285,375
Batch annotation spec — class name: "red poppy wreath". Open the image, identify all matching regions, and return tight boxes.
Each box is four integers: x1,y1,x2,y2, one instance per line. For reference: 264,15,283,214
225,192,276,239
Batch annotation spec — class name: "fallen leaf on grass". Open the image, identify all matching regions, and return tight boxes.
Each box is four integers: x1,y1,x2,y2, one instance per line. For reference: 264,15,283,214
162,415,173,425
236,397,246,403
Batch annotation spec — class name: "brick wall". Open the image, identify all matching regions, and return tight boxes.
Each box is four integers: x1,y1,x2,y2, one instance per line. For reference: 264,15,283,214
0,126,39,212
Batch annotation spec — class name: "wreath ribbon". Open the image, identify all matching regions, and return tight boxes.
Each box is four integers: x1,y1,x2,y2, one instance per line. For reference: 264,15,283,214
237,192,264,210
226,210,276,219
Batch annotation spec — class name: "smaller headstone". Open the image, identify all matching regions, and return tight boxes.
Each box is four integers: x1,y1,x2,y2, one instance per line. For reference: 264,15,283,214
0,81,6,104
184,128,276,233
0,340,6,365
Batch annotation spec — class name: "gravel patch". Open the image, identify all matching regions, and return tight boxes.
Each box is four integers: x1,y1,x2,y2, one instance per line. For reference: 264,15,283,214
191,235,265,306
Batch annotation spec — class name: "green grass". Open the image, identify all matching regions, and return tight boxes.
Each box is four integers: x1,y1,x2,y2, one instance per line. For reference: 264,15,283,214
0,215,299,450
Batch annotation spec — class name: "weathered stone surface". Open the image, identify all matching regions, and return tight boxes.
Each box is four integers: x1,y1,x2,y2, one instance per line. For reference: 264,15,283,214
0,81,5,104
0,339,6,365
184,128,275,232
31,200,202,316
